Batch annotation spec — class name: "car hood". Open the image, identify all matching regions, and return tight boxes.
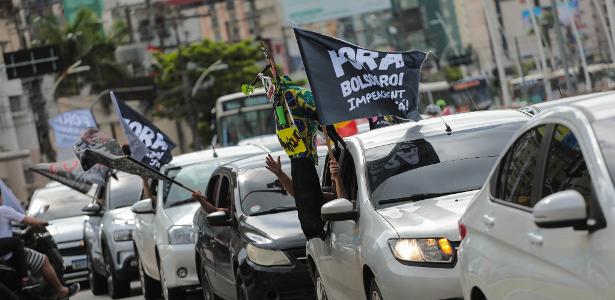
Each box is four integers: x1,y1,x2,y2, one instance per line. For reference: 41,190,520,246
377,190,478,241
242,210,306,250
165,202,200,226
108,206,135,221
47,215,86,242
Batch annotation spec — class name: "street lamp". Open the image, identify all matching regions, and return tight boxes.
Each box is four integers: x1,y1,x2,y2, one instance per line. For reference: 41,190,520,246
191,59,229,97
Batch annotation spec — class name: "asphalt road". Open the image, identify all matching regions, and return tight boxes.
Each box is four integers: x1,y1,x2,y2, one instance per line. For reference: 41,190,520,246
72,282,201,300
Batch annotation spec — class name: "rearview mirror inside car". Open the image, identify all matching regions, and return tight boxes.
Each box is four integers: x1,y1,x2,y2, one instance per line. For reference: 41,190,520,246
82,202,102,216
131,199,154,214
533,190,587,229
207,211,231,227
321,198,357,222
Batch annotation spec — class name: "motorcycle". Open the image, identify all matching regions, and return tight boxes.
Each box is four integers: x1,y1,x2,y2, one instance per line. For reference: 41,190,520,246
0,207,64,300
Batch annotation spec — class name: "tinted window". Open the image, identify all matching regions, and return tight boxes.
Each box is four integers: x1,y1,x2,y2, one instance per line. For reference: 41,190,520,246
28,185,91,221
495,126,546,208
108,174,143,209
542,125,593,202
217,176,232,209
365,122,523,207
239,166,296,216
162,157,249,208
593,116,615,184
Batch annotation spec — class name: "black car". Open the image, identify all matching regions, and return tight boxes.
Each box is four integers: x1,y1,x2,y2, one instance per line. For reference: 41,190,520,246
194,150,325,300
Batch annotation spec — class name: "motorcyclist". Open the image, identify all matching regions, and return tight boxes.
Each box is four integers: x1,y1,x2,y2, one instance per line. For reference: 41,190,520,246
0,188,80,299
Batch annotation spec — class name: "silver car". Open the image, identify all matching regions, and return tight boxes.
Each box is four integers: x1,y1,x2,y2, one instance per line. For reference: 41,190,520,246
82,172,143,299
308,110,529,300
28,182,92,284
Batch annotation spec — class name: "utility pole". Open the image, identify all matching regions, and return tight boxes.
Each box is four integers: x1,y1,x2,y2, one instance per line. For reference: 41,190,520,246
525,1,553,101
514,37,527,101
562,0,591,91
27,77,56,162
481,0,511,107
550,0,574,94
606,0,615,62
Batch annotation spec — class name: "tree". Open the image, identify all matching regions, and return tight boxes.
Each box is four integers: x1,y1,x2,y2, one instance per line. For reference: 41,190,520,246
154,39,263,145
31,8,129,97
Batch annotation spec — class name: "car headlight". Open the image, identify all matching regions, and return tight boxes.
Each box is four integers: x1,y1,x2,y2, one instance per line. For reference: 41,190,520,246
113,218,135,225
168,226,195,245
246,244,291,266
113,229,133,242
388,238,455,264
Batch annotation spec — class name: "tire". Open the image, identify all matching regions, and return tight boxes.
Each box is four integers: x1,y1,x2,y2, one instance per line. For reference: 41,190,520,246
159,263,184,300
104,247,131,299
87,250,108,295
314,267,328,300
139,256,161,300
369,278,383,300
235,273,249,300
199,261,215,300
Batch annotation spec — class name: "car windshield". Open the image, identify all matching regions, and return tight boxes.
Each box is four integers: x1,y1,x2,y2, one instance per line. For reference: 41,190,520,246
593,116,615,184
365,122,523,208
108,174,143,209
28,185,92,221
239,166,296,216
163,157,245,208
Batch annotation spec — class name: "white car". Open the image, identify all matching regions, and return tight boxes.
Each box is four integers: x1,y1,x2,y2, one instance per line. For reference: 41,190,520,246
308,110,529,300
458,94,615,300
131,145,266,300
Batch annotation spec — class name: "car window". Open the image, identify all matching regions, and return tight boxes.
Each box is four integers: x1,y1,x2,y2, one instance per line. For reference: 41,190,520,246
365,122,523,208
495,126,546,208
542,125,593,203
340,151,358,201
239,166,296,216
108,174,143,209
28,185,92,221
593,116,615,184
205,175,219,203
217,176,232,210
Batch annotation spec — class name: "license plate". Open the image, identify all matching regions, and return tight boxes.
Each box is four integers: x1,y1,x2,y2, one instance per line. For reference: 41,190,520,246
72,259,88,270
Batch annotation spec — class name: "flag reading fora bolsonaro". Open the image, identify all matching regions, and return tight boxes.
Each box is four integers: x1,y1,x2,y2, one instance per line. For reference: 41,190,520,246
293,28,426,125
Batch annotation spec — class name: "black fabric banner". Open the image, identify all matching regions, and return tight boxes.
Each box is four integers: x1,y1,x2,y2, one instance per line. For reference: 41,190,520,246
294,28,426,125
74,128,124,171
111,92,176,169
30,159,108,193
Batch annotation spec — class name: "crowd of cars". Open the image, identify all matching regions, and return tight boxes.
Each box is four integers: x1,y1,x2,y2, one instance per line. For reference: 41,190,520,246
28,92,615,300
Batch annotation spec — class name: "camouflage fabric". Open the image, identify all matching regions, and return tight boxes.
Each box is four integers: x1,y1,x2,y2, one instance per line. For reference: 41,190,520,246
278,76,320,164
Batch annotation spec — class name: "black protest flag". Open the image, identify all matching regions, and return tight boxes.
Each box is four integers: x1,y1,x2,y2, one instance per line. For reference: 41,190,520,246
74,128,124,171
30,159,108,193
111,92,176,170
294,28,426,125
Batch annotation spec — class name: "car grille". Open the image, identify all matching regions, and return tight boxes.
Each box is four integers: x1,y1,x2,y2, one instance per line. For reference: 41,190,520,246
58,243,86,257
285,248,308,266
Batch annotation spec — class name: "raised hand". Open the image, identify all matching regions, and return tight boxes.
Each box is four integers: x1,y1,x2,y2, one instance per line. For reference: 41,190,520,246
265,154,283,176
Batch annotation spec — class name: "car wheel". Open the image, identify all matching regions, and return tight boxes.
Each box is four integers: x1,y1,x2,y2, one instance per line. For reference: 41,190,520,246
369,278,383,300
235,273,249,300
159,263,184,300
139,256,161,300
199,262,215,300
314,267,328,300
104,248,130,299
87,250,108,295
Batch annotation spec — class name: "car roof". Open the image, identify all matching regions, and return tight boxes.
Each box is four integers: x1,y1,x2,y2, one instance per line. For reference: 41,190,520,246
161,145,267,169
567,93,615,121
355,110,529,150
529,91,615,113
220,147,329,172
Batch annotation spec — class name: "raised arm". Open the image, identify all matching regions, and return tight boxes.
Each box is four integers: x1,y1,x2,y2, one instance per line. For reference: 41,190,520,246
265,155,295,197
192,191,226,214
327,158,347,201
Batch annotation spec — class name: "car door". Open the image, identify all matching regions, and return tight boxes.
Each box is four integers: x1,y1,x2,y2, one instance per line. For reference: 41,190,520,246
211,174,236,299
477,125,549,300
86,184,107,274
135,178,159,278
197,175,220,293
326,148,364,300
524,123,605,299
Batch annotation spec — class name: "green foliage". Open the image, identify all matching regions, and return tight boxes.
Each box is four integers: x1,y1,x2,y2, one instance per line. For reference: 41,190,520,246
154,39,263,142
241,84,255,95
31,8,129,96
443,65,463,82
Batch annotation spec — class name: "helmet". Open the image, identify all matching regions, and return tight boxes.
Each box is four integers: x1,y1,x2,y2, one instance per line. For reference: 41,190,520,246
424,104,441,116
436,99,446,108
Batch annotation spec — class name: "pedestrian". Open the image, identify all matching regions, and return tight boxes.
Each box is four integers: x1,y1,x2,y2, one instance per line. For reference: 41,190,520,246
437,99,453,115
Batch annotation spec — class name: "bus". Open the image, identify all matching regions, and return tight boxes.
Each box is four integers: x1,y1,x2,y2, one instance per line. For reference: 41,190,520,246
449,76,494,111
214,88,274,146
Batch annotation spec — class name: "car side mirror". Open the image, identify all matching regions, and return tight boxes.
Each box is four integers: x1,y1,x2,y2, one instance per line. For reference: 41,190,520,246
321,198,357,222
131,199,155,214
207,211,231,227
533,190,587,229
82,203,102,216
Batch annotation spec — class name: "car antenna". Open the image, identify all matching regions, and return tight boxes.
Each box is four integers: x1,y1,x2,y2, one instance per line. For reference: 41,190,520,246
439,116,453,134
211,135,219,158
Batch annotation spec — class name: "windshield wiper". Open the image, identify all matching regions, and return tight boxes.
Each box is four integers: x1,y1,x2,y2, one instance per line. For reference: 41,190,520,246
167,198,196,208
249,206,296,216
379,189,477,205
